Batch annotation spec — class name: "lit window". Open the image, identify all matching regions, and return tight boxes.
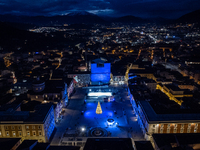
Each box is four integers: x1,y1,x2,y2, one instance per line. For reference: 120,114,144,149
160,129,163,133
174,129,177,133
27,131,30,136
180,129,184,133
26,126,29,129
0,131,1,136
40,87,42,90
12,131,16,136
36,96,38,99
167,129,170,133
36,88,38,90
187,129,190,133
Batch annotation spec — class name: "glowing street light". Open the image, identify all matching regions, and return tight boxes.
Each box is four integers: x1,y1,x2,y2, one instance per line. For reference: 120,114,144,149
81,127,85,132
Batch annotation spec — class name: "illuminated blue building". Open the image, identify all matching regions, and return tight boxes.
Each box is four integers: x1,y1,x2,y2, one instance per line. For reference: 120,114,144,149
90,58,111,85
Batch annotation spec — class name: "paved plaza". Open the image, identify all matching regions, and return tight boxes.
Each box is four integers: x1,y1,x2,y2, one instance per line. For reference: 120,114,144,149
51,85,144,146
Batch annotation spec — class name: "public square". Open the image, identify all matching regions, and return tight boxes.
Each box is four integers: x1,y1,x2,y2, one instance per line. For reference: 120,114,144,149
51,85,144,146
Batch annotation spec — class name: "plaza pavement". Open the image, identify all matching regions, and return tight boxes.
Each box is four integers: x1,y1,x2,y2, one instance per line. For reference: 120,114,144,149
51,85,144,145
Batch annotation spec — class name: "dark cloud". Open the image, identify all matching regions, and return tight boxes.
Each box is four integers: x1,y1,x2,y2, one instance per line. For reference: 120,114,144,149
0,0,200,18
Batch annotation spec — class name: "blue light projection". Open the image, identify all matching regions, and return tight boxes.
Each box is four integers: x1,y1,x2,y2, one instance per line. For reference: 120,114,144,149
91,63,111,83
91,74,110,82
91,63,111,74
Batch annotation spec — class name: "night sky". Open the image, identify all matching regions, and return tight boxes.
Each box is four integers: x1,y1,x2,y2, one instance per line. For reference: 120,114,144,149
0,0,200,18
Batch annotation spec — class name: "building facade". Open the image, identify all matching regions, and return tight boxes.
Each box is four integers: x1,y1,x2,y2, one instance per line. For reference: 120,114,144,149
0,104,55,143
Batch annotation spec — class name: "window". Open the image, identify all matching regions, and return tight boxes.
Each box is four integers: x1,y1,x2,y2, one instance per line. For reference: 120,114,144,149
32,126,35,129
33,131,36,136
6,131,9,136
195,123,198,127
174,124,177,128
39,131,42,136
188,123,191,127
180,129,184,133
174,129,177,133
161,124,164,128
152,125,155,128
167,129,170,133
187,129,190,133
18,131,22,137
0,131,1,136
40,87,42,90
18,126,21,130
160,129,163,133
5,126,8,130
12,131,16,136
181,124,184,128
27,131,30,136
26,126,29,129
194,129,197,133
168,124,171,128
36,96,38,99
38,126,41,129
152,129,155,133
97,63,104,67
12,126,15,130
36,88,38,90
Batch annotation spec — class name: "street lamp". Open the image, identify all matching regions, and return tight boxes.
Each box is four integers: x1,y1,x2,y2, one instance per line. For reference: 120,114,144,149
81,127,85,132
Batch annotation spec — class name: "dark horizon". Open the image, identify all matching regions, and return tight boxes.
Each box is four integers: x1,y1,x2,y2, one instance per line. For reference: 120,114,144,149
0,0,200,19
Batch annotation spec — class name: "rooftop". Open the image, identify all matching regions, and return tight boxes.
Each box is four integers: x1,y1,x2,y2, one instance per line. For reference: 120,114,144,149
139,100,200,123
83,138,134,150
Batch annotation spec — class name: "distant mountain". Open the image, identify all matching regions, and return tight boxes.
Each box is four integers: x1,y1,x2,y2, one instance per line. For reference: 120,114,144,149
67,11,95,16
65,11,106,24
177,9,200,23
0,11,106,25
0,11,176,25
113,15,147,24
